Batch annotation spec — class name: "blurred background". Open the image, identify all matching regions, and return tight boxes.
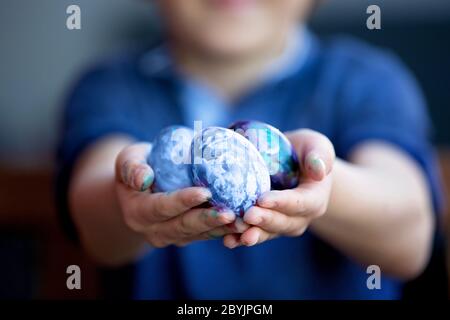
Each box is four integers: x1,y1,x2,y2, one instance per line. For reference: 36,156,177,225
0,0,449,299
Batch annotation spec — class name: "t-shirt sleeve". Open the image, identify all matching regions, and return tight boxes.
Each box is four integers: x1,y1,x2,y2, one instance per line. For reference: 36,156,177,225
334,50,444,215
55,66,144,242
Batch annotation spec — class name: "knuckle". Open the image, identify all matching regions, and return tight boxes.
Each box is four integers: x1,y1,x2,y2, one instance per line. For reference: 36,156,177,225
181,216,193,236
179,191,194,209
175,216,192,237
202,217,215,229
153,194,170,219
145,227,169,248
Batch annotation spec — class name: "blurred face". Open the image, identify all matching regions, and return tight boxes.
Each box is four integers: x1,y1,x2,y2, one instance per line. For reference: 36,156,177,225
157,0,314,59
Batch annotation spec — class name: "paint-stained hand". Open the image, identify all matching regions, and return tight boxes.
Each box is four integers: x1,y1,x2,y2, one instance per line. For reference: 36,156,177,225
114,142,247,248
223,129,335,249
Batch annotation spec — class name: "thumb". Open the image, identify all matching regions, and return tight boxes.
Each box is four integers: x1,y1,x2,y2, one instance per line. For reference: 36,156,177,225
285,129,335,181
115,142,154,191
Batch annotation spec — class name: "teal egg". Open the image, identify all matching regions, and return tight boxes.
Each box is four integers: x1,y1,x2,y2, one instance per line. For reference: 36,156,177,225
229,120,300,190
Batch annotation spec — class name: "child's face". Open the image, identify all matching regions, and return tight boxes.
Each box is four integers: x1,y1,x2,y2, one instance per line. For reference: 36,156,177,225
158,0,314,58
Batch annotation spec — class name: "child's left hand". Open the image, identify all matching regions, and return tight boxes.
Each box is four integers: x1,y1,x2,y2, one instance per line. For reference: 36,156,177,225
223,129,336,248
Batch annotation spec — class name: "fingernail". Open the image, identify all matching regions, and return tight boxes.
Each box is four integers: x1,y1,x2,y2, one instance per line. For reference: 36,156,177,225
140,172,154,191
209,209,219,218
250,234,260,246
258,193,275,208
228,242,240,249
243,238,257,247
232,217,250,233
220,211,235,221
307,153,326,177
202,189,213,201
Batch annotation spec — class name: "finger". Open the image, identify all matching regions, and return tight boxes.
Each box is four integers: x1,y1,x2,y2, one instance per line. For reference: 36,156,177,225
285,129,335,181
163,207,236,238
304,152,327,181
243,206,308,235
204,223,240,240
223,234,242,249
115,142,154,191
228,217,251,233
175,224,239,247
240,226,276,247
129,187,212,225
257,177,331,216
190,218,251,249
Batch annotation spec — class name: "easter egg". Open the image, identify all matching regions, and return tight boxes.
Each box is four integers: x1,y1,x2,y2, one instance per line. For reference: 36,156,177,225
148,125,194,192
229,120,300,190
191,127,271,217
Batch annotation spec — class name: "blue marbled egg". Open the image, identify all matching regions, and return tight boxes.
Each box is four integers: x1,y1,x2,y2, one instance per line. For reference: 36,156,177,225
191,127,271,216
229,120,300,190
148,125,194,192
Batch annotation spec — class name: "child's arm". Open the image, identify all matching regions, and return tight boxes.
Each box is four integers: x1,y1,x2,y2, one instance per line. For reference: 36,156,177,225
315,142,433,279
237,129,433,280
69,135,242,266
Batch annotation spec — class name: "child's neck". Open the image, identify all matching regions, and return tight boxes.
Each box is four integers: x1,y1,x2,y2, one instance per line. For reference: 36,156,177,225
170,31,295,104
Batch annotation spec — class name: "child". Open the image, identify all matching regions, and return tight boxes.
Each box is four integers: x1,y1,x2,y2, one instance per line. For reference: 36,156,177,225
57,0,443,299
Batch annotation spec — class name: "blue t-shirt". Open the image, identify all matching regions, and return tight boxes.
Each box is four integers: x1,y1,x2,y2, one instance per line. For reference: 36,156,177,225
57,30,443,299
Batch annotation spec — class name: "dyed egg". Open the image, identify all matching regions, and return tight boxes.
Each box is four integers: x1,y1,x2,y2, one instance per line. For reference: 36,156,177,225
191,127,271,216
148,125,194,192
229,120,300,190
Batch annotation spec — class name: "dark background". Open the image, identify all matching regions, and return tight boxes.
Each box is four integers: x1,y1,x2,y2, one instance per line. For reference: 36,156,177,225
0,0,449,299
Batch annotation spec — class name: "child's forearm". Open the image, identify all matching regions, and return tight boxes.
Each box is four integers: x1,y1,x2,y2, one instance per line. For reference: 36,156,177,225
310,145,434,279
69,136,148,266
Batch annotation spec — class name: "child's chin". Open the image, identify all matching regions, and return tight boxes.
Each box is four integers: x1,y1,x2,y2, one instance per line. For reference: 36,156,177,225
198,31,274,58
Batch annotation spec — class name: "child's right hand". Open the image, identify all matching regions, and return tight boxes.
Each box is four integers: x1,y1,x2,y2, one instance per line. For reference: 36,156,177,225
114,142,244,248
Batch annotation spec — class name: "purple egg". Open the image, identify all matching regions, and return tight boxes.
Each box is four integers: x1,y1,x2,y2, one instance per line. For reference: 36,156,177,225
229,120,300,190
191,127,271,217
148,125,194,192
